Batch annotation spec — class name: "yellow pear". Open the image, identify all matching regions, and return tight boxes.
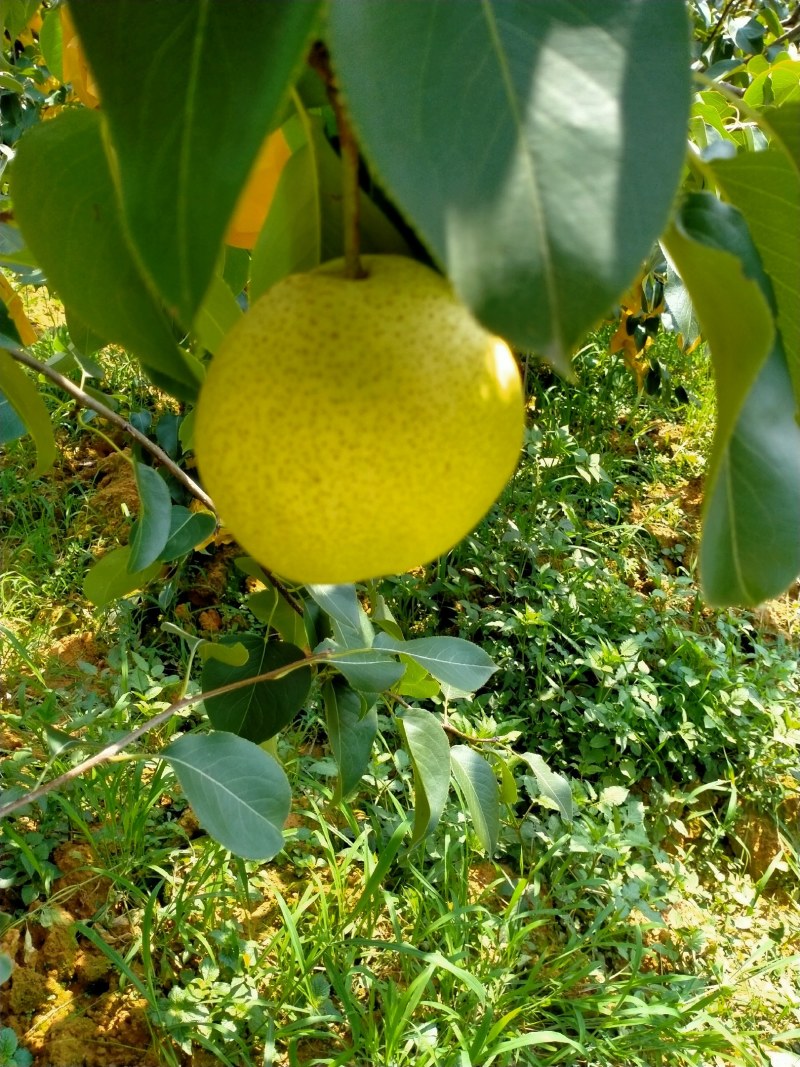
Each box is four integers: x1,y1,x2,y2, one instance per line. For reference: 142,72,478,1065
195,255,524,584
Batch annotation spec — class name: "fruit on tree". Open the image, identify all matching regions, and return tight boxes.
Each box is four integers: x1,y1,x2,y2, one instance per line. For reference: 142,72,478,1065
195,255,524,584
225,128,292,249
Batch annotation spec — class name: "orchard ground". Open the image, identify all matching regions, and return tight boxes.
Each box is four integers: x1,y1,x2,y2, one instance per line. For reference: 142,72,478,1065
0,284,799,1066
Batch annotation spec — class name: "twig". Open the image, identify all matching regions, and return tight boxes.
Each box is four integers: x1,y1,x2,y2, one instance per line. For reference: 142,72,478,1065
308,43,365,280
8,344,216,510
0,650,338,821
7,344,305,615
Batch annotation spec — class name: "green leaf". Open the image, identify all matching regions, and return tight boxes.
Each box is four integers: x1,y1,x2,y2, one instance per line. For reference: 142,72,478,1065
398,706,451,847
700,344,800,605
128,463,172,572
247,586,308,648
38,6,62,81
0,951,13,985
710,147,800,399
202,635,312,744
0,387,25,444
450,746,499,854
198,641,249,668
519,752,573,823
69,0,322,325
306,584,373,647
65,307,108,359
373,634,497,693
11,110,203,400
663,193,800,604
762,102,800,170
0,349,56,475
163,732,290,860
395,656,441,701
323,680,378,801
83,546,161,608
160,506,216,562
315,639,405,695
328,1,691,371
250,113,409,301
662,195,774,476
192,269,242,356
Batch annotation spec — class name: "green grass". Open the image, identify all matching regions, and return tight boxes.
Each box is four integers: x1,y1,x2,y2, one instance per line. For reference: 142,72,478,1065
1,324,799,1065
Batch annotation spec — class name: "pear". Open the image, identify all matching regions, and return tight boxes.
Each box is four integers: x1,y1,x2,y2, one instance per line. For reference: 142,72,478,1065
195,255,524,583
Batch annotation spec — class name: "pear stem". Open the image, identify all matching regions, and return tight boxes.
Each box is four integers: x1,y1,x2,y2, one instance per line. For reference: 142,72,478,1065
309,43,365,280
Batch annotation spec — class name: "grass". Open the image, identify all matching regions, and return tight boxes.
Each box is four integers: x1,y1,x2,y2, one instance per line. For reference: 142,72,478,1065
1,313,799,1065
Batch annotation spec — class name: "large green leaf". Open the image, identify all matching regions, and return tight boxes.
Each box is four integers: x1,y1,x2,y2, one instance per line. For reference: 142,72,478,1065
711,147,800,399
10,110,203,400
662,195,774,477
202,635,312,744
373,634,497,694
69,0,322,325
160,506,216,562
306,584,369,645
450,746,499,854
128,462,172,573
323,680,378,801
0,349,56,475
663,193,800,605
83,546,161,608
328,1,691,371
315,639,405,696
398,706,451,847
700,344,800,605
762,102,800,171
250,114,410,301
164,732,290,860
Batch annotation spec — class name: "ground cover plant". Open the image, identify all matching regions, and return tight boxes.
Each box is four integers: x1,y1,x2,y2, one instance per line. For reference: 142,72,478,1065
1,1,799,1064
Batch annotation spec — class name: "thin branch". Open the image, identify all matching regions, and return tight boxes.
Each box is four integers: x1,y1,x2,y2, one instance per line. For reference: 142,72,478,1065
308,43,365,281
7,344,305,616
9,344,216,510
0,651,337,821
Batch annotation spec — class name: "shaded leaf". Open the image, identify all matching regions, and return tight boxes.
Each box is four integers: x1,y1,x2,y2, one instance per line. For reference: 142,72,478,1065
247,586,308,648
306,583,370,645
163,732,290,860
328,1,691,371
160,506,217,562
129,463,172,572
450,746,499,854
711,147,800,399
192,269,242,355
398,706,450,846
197,641,249,668
11,110,203,399
70,0,322,324
83,546,161,608
202,636,312,744
374,633,496,693
0,349,56,475
323,680,378,800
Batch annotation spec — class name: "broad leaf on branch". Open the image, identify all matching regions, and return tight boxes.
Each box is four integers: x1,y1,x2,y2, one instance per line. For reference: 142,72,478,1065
83,546,161,608
450,746,499,854
710,147,800,400
160,506,217,563
315,639,405,696
128,463,172,573
398,706,451,847
69,0,322,325
663,193,800,605
11,110,203,400
202,636,312,744
323,680,378,801
164,732,290,860
328,0,691,371
374,634,497,694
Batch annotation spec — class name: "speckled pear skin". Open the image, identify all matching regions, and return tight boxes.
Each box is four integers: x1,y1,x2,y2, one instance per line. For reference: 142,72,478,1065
195,255,524,584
